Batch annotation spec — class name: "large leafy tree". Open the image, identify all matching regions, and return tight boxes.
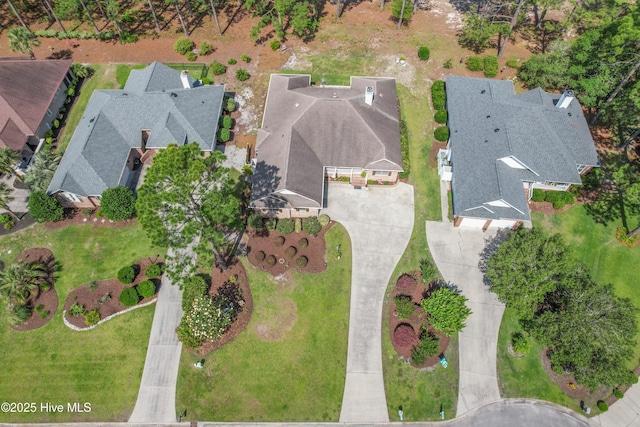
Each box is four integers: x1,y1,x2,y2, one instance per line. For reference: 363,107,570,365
485,228,576,320
100,185,136,221
518,41,572,89
136,143,244,277
421,287,472,337
24,148,61,193
245,0,319,41
7,27,40,59
28,190,64,223
0,261,47,305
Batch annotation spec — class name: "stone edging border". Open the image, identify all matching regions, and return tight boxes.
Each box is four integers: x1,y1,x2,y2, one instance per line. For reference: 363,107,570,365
63,297,158,331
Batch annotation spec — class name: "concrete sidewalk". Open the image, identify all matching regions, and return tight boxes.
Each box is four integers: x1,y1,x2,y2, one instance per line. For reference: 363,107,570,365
128,248,186,423
322,183,414,423
425,222,505,417
595,380,640,426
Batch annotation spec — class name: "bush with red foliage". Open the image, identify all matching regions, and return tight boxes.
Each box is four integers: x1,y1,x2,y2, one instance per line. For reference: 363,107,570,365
393,323,418,349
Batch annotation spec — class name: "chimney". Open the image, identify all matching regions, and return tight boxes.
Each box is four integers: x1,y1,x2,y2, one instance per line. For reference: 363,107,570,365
557,89,574,109
365,86,374,106
180,70,191,89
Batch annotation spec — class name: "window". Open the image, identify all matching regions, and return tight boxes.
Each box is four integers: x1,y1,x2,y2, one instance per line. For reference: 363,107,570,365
295,208,309,212
62,192,82,203
577,164,587,174
374,170,391,176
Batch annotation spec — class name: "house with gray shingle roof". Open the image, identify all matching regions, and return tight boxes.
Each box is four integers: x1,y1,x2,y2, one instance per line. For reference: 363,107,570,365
47,62,225,208
439,75,599,229
250,74,403,218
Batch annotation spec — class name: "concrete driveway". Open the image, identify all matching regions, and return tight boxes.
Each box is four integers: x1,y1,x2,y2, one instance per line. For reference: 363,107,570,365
596,381,640,426
322,182,414,423
425,221,505,417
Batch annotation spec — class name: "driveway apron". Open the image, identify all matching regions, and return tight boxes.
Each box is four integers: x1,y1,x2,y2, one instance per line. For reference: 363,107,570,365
425,222,505,417
322,182,414,423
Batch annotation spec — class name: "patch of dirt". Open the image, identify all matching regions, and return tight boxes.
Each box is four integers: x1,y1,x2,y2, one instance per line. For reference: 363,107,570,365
253,297,298,342
44,209,138,230
528,200,576,215
63,257,162,329
247,223,331,276
192,257,253,355
10,248,57,332
388,272,450,369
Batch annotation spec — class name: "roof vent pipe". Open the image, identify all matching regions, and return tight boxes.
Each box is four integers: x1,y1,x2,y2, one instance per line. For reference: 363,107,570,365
365,86,374,106
557,89,574,108
180,70,191,89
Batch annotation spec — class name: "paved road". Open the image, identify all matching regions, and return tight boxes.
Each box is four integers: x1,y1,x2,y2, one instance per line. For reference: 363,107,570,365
322,183,414,423
128,247,187,423
425,222,505,417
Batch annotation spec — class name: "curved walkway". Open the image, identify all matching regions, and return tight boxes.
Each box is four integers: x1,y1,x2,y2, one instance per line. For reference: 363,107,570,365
322,183,414,423
128,247,187,423
425,221,505,417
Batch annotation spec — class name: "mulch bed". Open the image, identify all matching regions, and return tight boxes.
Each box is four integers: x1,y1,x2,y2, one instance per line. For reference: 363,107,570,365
0,213,36,237
191,257,253,356
10,248,58,332
45,209,137,230
389,272,449,369
246,223,332,276
63,257,162,329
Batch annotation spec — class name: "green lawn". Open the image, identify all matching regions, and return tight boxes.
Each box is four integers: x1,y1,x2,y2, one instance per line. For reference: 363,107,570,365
0,224,164,422
176,224,351,421
115,64,147,88
281,50,374,85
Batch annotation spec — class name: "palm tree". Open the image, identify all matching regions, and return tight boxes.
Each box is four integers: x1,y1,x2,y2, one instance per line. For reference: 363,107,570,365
24,148,61,193
7,27,40,59
0,148,20,177
0,261,47,305
0,182,17,221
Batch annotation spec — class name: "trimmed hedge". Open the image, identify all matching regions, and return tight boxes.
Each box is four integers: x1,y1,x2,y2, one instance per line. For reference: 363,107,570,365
254,250,266,263
219,128,231,143
466,56,483,71
434,126,450,142
276,218,295,235
531,189,545,202
431,80,446,110
285,246,297,258
544,190,575,210
434,109,448,124
597,401,608,412
119,287,139,307
398,119,410,179
210,61,227,75
274,236,285,247
484,55,499,78
298,238,308,248
145,263,162,278
302,217,321,235
418,46,430,60
247,213,263,230
318,214,330,227
137,280,156,298
265,217,277,231
296,256,308,268
294,218,302,233
117,266,136,284
222,114,233,129
266,255,277,267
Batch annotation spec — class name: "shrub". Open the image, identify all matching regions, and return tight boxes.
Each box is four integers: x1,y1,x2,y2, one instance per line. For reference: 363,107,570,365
173,37,194,55
236,69,250,81
100,185,136,221
511,332,530,354
137,280,156,298
418,46,430,60
266,255,277,267
35,304,44,312
270,39,281,51
318,214,330,227
434,110,448,124
199,41,213,55
117,266,136,284
39,309,50,319
431,80,446,110
274,236,286,247
254,250,266,263
8,304,31,325
614,388,624,399
84,309,100,326
210,61,227,75
182,276,208,310
228,58,237,65
119,31,138,44
419,258,438,284
399,119,410,179
119,287,139,307
484,55,499,78
28,190,64,223
69,303,85,316
285,246,297,258
412,331,440,364
598,401,609,412
176,294,234,348
466,56,484,71
434,126,450,142
298,238,308,248
222,114,233,129
185,51,197,62
294,218,302,233
277,218,295,235
145,263,162,278
302,217,322,235
421,287,471,337
201,77,211,85
393,324,418,349
241,54,251,63
531,189,546,202
506,58,519,69
444,58,453,68
296,256,308,268
544,191,574,209
88,281,98,291
265,217,277,231
394,295,415,319
247,214,263,230
226,97,236,112
218,128,231,143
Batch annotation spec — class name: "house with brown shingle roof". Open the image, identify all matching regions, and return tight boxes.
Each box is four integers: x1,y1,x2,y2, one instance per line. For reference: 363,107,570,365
0,58,73,161
250,74,403,218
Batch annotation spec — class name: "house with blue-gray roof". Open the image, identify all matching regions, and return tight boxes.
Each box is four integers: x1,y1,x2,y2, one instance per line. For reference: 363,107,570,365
438,75,599,229
47,62,225,208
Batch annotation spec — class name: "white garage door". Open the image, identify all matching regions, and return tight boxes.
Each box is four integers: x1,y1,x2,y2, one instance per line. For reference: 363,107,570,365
459,218,487,228
488,219,517,229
